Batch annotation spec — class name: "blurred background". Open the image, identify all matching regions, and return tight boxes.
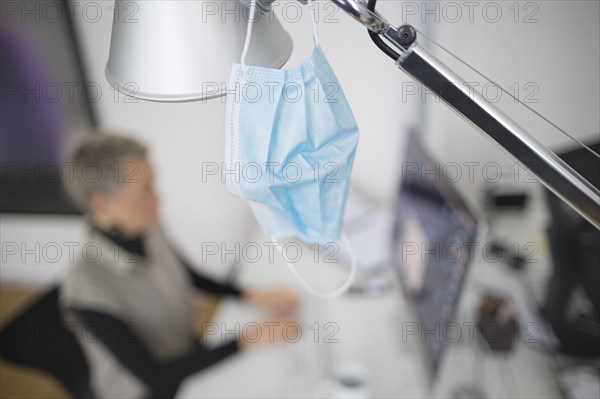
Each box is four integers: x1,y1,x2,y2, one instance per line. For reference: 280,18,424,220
1,1,599,398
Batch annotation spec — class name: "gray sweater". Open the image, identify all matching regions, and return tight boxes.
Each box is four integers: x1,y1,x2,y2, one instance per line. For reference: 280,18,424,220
60,226,211,398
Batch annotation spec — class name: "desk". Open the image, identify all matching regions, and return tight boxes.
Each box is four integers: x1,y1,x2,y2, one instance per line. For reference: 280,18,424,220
177,254,427,398
178,190,562,398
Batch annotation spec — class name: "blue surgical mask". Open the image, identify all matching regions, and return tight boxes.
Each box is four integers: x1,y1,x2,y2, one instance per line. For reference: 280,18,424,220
224,0,359,297
224,1,359,246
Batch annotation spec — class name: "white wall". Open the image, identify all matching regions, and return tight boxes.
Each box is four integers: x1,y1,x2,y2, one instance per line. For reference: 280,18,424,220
2,1,597,285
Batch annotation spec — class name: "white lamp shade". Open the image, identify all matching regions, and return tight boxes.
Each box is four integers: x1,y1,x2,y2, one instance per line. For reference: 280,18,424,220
105,0,293,102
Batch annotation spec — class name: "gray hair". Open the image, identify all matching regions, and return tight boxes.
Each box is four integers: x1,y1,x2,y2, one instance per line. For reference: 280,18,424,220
65,132,148,211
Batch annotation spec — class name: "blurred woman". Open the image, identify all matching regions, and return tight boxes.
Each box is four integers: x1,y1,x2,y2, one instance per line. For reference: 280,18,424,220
60,133,299,399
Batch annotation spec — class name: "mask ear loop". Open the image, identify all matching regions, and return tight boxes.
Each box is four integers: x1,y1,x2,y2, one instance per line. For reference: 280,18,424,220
240,0,258,82
307,0,320,47
271,234,358,298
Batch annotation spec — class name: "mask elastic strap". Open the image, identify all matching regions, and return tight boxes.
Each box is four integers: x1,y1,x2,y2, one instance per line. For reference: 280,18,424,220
308,0,320,47
271,234,357,298
240,0,258,81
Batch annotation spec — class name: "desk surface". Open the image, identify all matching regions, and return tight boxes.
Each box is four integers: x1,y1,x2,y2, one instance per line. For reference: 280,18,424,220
178,258,428,398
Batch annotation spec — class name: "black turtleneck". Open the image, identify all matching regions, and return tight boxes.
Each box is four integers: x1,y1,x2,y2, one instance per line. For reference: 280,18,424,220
93,225,147,257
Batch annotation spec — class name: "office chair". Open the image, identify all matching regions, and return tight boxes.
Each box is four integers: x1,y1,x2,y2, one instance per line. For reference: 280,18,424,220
543,141,600,357
0,285,95,398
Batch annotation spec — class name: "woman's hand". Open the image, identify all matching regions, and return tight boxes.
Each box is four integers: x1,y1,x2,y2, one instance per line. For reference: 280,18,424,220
239,315,300,350
243,287,300,314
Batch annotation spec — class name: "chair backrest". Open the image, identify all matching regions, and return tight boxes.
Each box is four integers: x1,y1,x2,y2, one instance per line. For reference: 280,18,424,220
0,285,94,398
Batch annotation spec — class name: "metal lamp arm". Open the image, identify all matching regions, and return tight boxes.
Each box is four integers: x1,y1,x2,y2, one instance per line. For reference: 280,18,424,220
327,0,600,229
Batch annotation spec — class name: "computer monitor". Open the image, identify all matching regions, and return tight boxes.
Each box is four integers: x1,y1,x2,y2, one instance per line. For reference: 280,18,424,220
392,129,480,379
